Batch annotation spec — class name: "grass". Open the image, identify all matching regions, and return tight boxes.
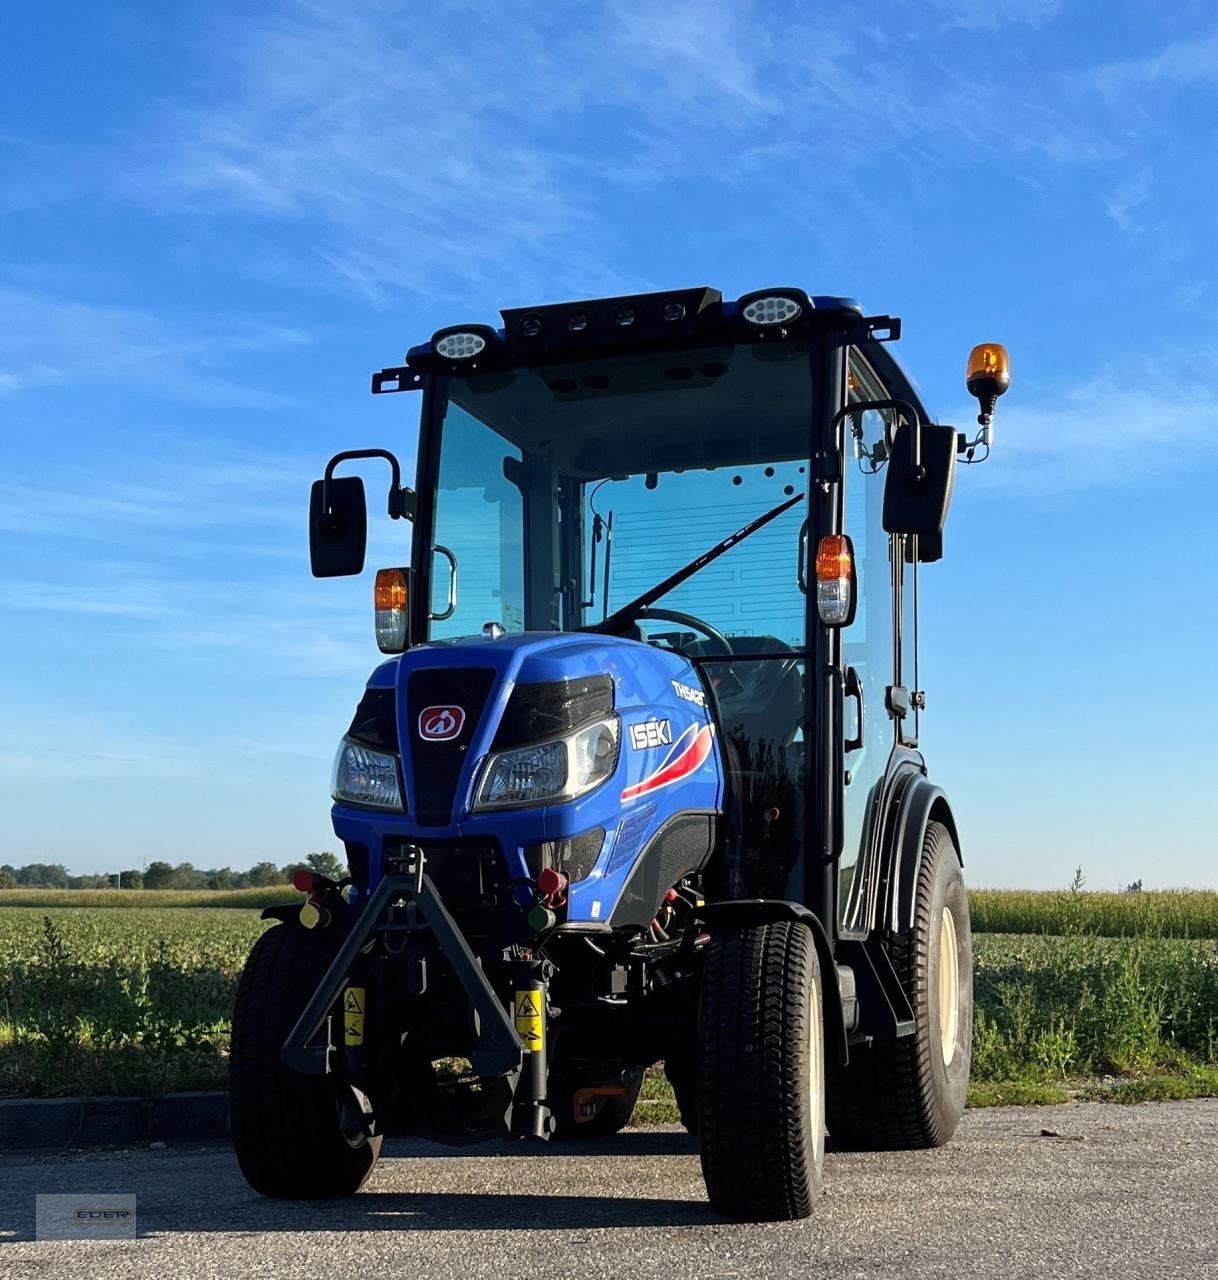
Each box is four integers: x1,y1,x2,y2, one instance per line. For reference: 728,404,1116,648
0,908,268,1098
1,897,1216,1110
968,931,1218,1107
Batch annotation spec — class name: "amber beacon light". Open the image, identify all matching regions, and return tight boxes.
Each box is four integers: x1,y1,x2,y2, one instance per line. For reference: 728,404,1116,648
965,344,1011,427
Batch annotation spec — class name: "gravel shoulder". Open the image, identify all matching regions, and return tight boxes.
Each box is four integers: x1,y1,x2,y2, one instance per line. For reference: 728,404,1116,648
1,1100,1216,1279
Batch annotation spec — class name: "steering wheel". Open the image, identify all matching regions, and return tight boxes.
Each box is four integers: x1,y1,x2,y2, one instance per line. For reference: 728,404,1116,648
633,607,733,659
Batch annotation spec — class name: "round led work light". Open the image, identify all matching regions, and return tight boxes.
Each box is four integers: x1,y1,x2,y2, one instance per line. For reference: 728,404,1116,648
433,329,488,360
742,294,803,326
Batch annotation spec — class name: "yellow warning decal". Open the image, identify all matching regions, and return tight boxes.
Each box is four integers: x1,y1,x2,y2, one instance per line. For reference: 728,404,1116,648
514,989,544,1052
343,986,366,1046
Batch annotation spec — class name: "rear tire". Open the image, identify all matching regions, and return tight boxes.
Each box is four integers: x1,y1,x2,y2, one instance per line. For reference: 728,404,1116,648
229,923,382,1197
697,919,825,1221
826,820,973,1150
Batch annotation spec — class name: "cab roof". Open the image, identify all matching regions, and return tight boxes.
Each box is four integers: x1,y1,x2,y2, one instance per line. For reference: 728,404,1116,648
386,285,930,428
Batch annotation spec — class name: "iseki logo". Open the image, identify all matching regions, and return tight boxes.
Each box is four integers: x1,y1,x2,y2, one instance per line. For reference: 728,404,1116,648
418,706,466,741
629,719,673,750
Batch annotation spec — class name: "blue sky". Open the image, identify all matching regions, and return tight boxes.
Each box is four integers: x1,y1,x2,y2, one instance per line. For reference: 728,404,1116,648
2,1,1216,887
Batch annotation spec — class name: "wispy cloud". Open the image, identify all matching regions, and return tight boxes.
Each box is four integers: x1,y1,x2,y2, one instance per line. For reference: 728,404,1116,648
1105,169,1152,231
0,435,310,542
953,357,1218,495
923,0,1063,30
121,0,1113,302
0,284,313,407
1091,29,1218,96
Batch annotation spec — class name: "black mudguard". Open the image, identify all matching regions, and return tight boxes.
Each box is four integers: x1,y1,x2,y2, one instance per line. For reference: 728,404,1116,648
878,775,962,935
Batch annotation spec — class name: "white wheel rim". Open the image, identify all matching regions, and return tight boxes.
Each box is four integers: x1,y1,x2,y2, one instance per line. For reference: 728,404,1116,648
938,905,960,1066
808,980,825,1170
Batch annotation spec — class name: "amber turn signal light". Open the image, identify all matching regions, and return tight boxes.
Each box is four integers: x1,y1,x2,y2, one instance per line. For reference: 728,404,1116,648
374,567,410,653
815,534,856,627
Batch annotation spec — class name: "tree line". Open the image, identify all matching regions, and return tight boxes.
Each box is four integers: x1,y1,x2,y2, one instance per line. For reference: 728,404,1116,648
0,851,346,891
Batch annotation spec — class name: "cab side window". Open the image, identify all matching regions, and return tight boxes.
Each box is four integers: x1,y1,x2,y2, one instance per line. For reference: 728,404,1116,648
838,358,897,931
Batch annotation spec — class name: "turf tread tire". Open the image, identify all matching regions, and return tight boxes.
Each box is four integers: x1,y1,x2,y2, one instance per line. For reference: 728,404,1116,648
826,820,972,1150
229,922,382,1197
696,919,824,1221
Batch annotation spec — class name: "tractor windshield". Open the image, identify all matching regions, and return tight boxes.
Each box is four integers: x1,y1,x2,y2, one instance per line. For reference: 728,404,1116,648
420,333,820,901
424,337,816,651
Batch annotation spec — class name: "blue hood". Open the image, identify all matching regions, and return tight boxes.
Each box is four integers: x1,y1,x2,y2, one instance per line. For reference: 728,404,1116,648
333,631,724,928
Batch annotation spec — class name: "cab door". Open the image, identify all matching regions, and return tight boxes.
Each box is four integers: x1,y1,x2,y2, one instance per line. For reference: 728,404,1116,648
837,356,899,935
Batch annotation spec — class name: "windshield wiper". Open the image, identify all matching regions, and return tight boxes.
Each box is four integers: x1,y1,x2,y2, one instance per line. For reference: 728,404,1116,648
591,492,805,635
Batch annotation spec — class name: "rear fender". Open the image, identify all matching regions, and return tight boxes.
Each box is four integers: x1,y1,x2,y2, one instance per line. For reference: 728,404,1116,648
699,900,848,1066
881,777,962,934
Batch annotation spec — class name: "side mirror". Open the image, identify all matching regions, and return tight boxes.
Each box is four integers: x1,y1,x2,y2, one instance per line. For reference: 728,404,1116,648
308,448,414,579
882,422,957,540
309,475,367,578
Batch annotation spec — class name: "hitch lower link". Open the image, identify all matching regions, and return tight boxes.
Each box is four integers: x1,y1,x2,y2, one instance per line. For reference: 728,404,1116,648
280,847,553,1138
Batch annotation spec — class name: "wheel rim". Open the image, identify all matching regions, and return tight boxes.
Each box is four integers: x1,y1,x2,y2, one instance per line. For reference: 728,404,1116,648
938,905,960,1066
808,980,825,1170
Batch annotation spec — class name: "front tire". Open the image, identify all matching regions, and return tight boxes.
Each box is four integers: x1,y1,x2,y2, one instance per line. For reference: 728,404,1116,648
826,820,973,1149
229,923,382,1197
697,919,825,1221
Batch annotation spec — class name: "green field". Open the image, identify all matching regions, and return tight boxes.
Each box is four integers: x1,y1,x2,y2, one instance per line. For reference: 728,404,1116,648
1,890,1216,1108
8,885,1215,937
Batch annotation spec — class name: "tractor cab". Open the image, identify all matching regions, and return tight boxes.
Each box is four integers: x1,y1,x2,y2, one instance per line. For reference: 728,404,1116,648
312,287,1005,928
232,286,1009,1221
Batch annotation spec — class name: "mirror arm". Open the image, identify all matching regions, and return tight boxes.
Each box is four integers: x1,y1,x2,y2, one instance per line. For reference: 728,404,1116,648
322,449,415,522
832,398,924,479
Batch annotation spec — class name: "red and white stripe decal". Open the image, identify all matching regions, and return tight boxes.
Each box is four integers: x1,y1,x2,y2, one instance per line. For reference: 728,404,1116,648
621,723,715,802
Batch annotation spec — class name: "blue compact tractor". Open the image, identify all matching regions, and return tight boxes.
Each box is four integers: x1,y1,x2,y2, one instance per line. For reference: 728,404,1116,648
228,287,1010,1220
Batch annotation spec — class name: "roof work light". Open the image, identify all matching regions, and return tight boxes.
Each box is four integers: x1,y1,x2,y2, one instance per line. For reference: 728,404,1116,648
431,325,495,360
737,289,809,328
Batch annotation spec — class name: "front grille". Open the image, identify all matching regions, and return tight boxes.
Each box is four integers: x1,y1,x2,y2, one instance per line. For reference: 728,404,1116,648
407,668,496,825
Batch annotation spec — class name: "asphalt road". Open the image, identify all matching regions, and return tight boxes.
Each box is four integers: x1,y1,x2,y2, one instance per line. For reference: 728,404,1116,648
2,1100,1216,1279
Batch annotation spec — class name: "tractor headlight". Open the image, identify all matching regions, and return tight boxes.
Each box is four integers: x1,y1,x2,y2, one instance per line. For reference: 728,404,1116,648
474,716,620,811
331,739,404,810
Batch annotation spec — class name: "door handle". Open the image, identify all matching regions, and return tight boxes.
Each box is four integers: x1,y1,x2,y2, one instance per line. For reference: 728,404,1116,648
430,544,458,621
797,518,810,594
844,665,864,753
